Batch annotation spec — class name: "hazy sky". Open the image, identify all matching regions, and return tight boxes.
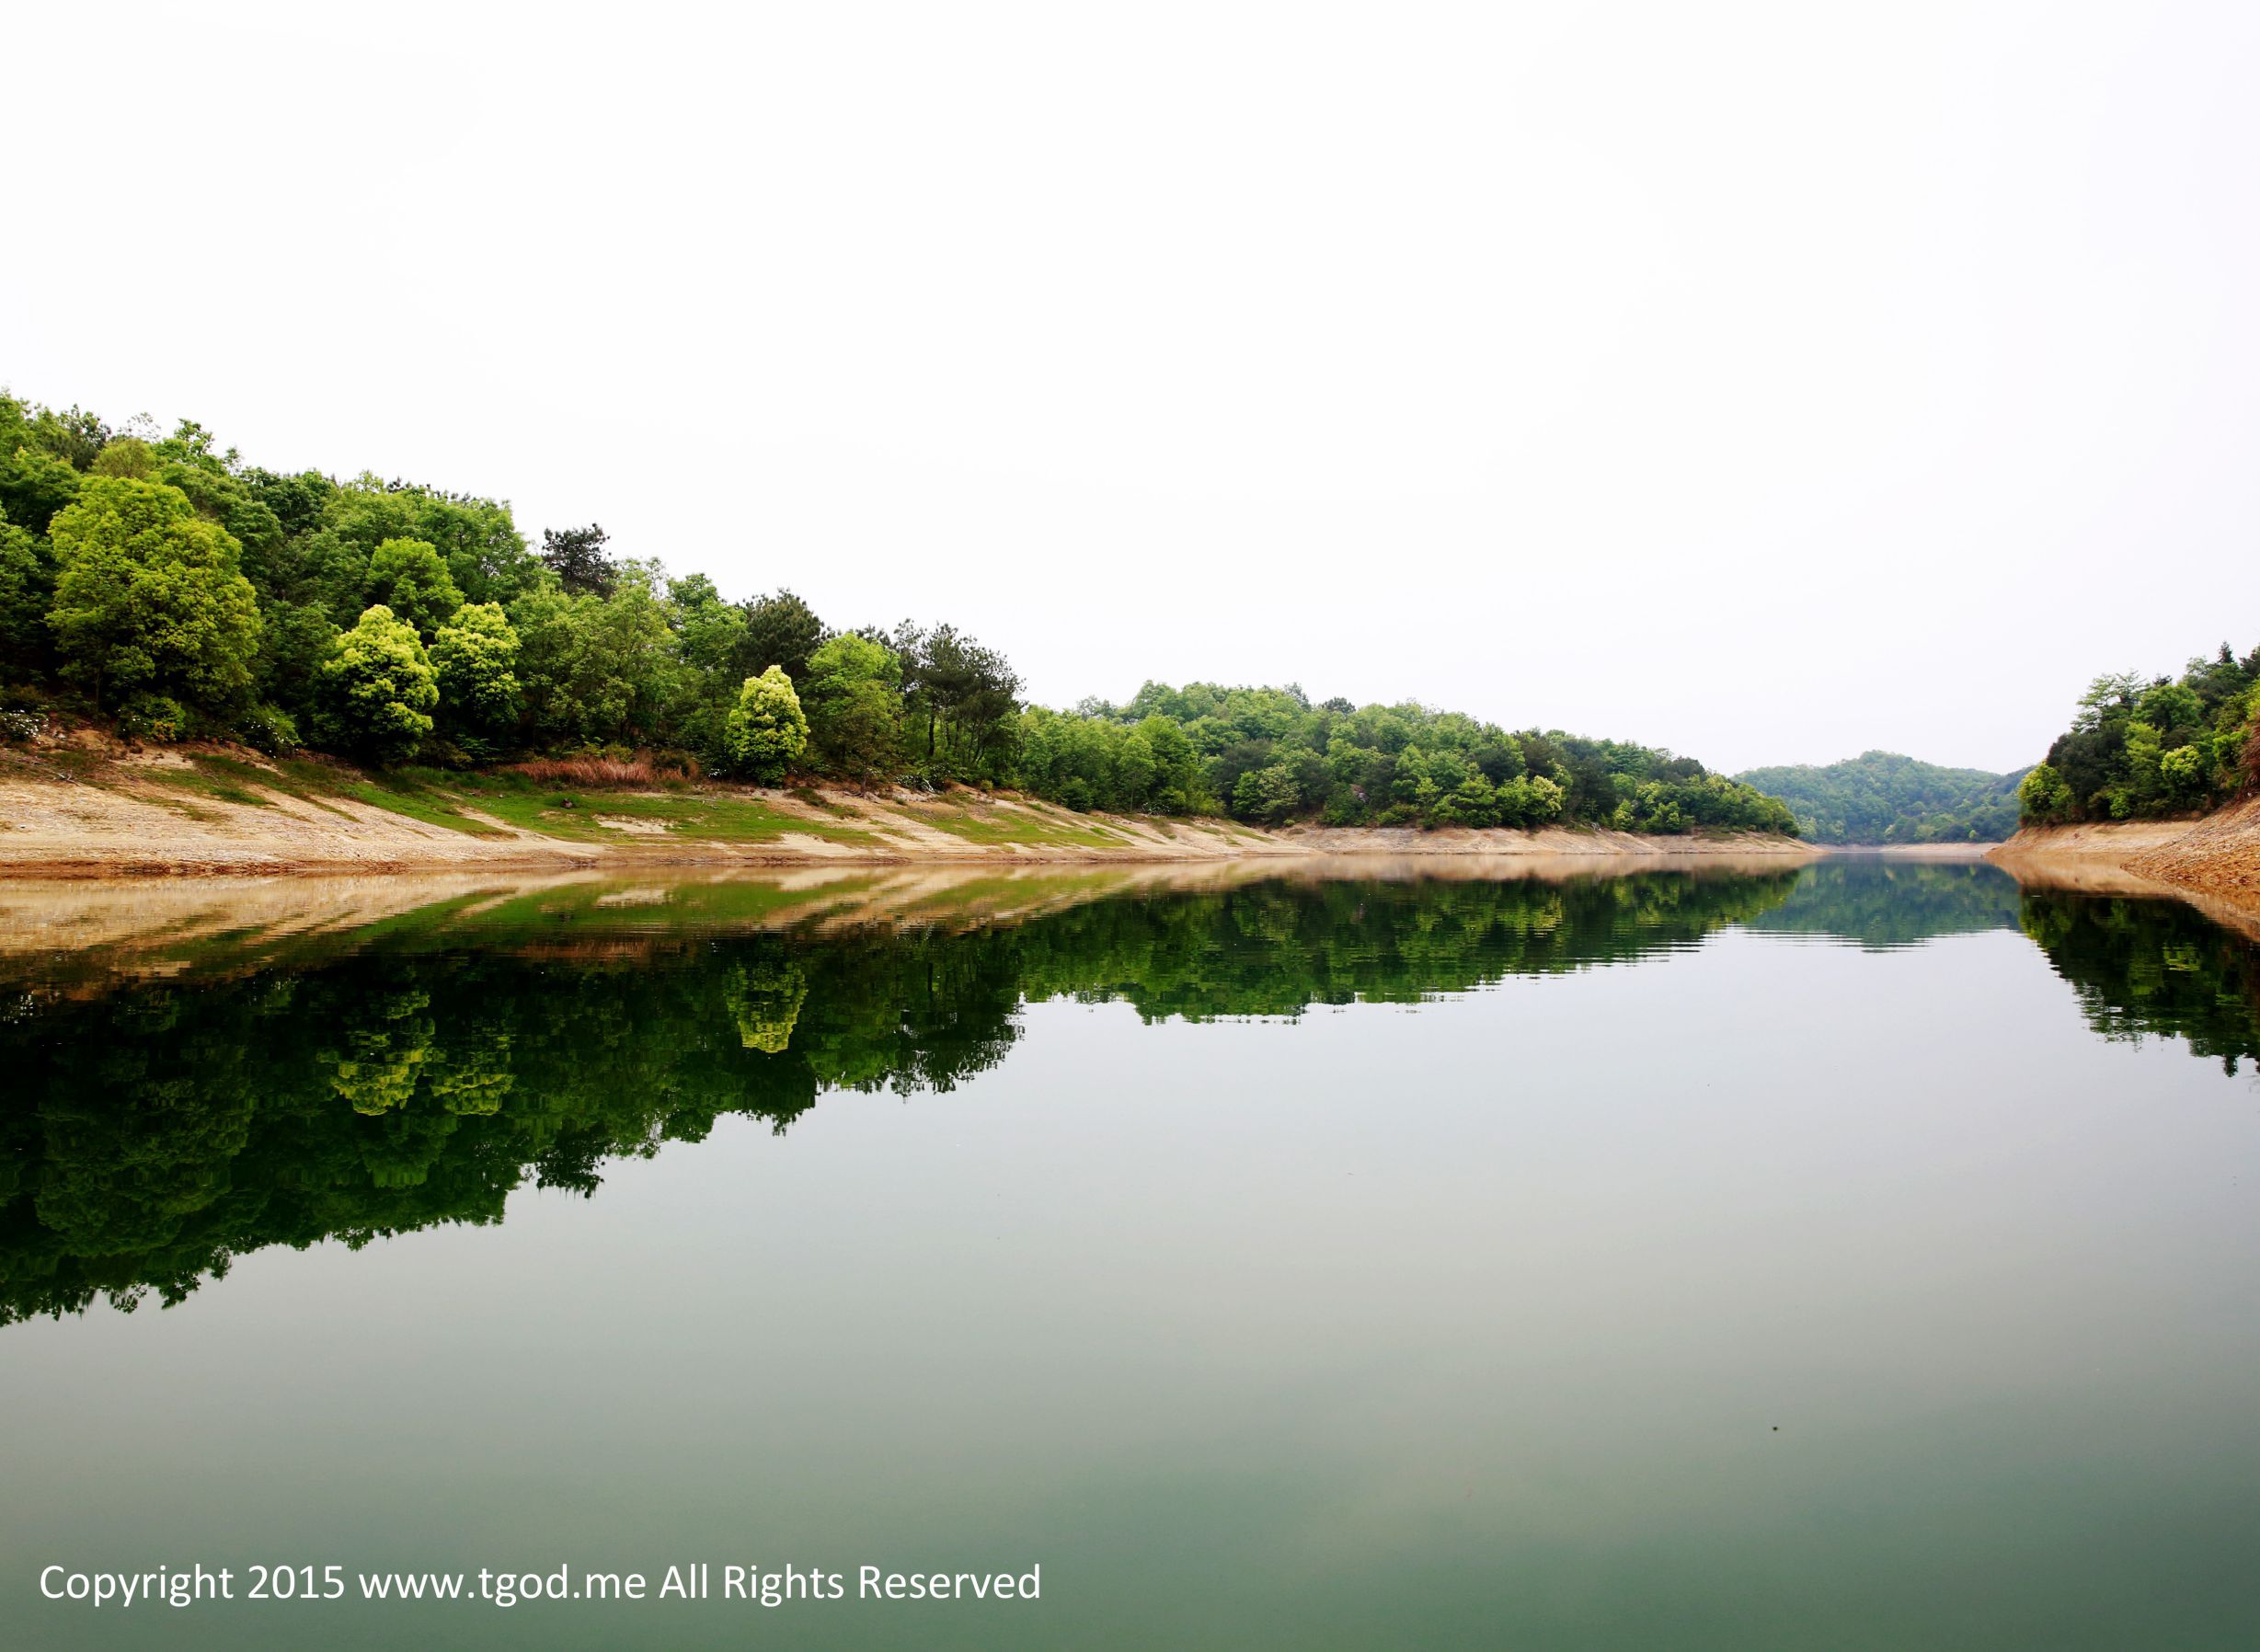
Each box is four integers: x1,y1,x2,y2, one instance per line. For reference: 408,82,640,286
6,2,2254,772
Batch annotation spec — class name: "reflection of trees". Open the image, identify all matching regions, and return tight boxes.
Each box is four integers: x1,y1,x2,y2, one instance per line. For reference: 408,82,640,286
2019,892,2260,1075
324,987,434,1114
727,962,807,1053
0,869,1804,1325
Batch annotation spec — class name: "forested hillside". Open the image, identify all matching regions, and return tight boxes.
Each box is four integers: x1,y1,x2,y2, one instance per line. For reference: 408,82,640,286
1736,751,2026,843
0,390,1793,835
2017,647,2258,824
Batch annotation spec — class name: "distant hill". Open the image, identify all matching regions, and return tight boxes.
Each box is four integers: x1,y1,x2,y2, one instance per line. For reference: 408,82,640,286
1735,751,2030,845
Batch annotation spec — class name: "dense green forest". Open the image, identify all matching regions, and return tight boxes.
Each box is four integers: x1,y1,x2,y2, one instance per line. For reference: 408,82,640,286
0,391,1794,834
2017,646,2259,824
1734,751,2027,843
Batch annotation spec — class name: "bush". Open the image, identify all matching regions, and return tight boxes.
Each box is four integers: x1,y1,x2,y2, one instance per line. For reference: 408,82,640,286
237,705,301,756
118,693,189,743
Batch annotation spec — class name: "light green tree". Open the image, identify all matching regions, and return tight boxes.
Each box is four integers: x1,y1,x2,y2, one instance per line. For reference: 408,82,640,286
725,665,809,781
46,476,260,716
430,602,521,741
319,605,438,763
2016,763,2075,823
726,960,809,1052
89,437,158,479
363,536,464,637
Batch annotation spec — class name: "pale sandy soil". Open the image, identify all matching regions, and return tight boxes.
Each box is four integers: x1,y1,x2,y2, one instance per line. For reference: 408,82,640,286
0,742,1816,879
1990,797,2260,916
0,751,1271,877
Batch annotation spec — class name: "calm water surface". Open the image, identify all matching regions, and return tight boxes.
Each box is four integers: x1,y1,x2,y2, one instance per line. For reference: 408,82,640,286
2,858,2256,1649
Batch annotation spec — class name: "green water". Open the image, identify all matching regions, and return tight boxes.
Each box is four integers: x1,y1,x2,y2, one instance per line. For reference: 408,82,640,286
3,858,2257,1648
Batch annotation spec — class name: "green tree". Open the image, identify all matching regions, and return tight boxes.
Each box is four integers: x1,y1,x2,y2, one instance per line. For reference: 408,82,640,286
89,437,158,479
363,537,465,637
540,523,616,597
0,516,56,674
725,666,809,781
509,568,676,745
1233,763,1301,822
324,476,537,608
897,622,1022,780
253,601,341,726
733,589,828,683
800,633,903,783
46,476,259,716
319,605,437,762
430,602,522,743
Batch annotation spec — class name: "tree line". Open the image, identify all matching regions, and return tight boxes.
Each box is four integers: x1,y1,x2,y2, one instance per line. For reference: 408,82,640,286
0,391,1793,833
2018,645,2260,824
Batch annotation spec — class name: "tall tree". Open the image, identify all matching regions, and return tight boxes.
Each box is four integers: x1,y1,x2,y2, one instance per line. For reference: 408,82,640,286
540,522,616,597
46,476,259,716
733,589,828,683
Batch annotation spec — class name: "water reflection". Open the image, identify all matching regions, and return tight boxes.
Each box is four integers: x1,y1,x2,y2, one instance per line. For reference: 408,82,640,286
1747,855,2023,949
2,856,2254,1327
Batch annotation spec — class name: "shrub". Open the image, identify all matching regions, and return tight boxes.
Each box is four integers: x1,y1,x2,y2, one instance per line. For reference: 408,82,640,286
509,751,699,788
238,705,301,756
118,693,189,743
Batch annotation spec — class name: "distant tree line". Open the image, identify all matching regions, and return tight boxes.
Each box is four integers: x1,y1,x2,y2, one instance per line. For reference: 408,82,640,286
1032,683,1800,833
2017,646,2260,824
0,391,1793,833
1734,751,2028,844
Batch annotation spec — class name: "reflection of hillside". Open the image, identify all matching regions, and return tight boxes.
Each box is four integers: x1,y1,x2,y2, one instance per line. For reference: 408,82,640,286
0,866,1798,1325
1745,859,2023,950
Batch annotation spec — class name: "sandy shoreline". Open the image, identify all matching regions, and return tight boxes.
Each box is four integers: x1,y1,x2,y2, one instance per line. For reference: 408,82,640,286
1989,797,2260,917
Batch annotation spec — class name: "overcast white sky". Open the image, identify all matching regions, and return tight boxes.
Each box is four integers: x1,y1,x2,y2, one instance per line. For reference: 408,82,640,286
6,2,2254,772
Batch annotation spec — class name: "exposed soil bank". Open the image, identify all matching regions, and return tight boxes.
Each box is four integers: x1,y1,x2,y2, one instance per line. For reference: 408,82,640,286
0,743,1816,879
1990,797,2260,912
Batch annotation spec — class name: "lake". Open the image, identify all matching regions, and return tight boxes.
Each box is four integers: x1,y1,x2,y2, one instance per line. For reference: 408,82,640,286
3,856,2257,1649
